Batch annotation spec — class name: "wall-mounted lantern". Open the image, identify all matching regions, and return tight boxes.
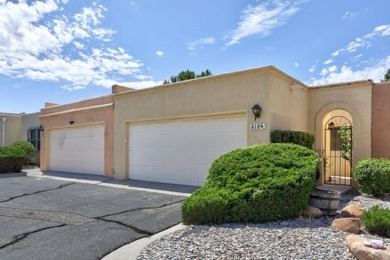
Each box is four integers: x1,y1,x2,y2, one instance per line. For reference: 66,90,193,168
251,104,261,121
39,125,44,132
69,120,75,125
328,122,335,129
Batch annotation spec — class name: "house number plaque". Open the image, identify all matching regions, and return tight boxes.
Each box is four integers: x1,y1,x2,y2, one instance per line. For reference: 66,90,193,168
250,123,266,130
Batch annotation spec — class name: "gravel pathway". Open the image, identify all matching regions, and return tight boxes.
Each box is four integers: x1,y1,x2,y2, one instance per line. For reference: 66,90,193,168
138,191,390,259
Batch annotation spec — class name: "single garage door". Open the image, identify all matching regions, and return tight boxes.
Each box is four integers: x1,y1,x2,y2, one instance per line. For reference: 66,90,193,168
49,124,104,175
128,115,247,186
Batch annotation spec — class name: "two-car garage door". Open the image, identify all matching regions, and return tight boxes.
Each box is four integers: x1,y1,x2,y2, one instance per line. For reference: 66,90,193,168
128,116,247,186
49,124,104,175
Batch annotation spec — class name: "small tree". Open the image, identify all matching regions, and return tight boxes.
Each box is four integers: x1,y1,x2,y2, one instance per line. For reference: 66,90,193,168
164,69,212,84
382,68,390,82
197,69,212,78
338,126,352,166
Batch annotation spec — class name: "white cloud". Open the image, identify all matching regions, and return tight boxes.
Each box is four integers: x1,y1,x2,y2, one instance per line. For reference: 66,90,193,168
331,50,341,57
330,24,390,57
309,65,316,73
188,37,216,51
225,0,303,46
310,55,390,85
342,11,359,19
0,0,153,91
323,59,333,65
328,65,337,73
74,42,85,49
156,51,164,57
294,62,300,68
375,24,390,36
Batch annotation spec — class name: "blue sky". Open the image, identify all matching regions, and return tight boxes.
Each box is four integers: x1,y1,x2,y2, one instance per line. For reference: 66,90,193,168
1,0,389,113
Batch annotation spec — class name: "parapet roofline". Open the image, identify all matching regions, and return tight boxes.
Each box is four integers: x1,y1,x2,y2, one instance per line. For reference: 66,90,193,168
309,79,373,89
114,65,310,96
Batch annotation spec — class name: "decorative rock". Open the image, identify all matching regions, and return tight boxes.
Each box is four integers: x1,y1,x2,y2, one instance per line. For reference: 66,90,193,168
341,203,365,218
331,218,361,234
346,235,390,260
302,206,323,218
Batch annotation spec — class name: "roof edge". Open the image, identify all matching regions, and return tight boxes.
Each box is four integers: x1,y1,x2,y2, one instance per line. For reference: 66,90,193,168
114,65,309,97
309,79,373,89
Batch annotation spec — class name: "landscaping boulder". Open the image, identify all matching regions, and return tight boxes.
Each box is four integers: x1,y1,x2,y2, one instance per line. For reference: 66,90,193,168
302,206,323,218
332,218,361,234
346,235,390,260
341,203,365,218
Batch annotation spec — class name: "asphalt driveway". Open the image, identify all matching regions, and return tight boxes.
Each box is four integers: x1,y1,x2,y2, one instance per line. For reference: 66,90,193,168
0,172,193,260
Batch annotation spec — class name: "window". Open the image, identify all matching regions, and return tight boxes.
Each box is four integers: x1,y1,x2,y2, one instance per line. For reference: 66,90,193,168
27,127,41,151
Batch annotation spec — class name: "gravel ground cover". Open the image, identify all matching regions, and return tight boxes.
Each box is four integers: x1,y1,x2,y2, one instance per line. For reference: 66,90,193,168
138,191,390,259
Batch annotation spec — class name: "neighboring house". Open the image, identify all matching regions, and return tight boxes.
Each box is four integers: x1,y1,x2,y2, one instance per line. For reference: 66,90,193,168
371,82,390,159
38,65,381,188
0,112,41,164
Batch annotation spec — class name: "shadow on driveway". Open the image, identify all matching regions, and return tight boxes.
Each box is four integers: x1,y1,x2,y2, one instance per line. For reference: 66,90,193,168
0,170,196,260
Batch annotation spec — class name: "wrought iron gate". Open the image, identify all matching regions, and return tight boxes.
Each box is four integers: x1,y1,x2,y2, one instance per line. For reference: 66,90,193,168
324,116,353,186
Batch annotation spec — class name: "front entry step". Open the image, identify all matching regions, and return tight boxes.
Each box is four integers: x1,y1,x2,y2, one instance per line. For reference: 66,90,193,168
317,184,352,195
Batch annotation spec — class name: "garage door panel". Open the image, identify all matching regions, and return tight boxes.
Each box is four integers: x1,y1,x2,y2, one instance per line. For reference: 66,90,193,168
131,165,151,180
129,116,246,186
49,125,104,175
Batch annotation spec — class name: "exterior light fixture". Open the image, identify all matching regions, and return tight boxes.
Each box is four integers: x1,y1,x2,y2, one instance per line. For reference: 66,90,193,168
251,104,261,121
328,122,335,129
39,125,44,132
69,120,75,125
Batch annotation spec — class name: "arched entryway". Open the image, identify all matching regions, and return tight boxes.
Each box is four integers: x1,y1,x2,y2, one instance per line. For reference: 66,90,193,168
322,110,353,186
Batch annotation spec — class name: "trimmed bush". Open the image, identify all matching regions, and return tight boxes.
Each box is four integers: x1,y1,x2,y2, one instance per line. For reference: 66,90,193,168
354,158,390,196
361,205,390,238
271,130,315,150
182,143,320,224
0,146,27,173
11,141,36,165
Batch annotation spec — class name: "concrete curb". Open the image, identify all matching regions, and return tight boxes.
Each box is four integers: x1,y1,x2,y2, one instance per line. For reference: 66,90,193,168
24,169,193,197
102,224,186,260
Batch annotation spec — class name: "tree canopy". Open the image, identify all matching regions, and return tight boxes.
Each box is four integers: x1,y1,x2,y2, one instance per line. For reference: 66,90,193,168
383,68,390,82
163,69,212,84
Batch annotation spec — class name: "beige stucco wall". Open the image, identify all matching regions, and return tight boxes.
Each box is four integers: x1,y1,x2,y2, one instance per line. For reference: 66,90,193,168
0,113,21,146
39,95,114,177
308,81,372,186
20,112,41,141
268,71,309,133
372,82,390,158
113,66,311,179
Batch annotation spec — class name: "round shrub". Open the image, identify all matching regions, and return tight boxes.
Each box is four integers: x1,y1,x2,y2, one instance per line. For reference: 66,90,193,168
182,143,320,225
11,141,36,165
0,147,27,173
361,205,390,238
354,158,390,196
270,130,315,150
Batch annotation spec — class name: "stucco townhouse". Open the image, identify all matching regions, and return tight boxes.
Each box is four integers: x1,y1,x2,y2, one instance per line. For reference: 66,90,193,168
3,65,389,187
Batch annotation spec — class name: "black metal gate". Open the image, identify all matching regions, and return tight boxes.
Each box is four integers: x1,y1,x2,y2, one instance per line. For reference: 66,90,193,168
324,116,352,186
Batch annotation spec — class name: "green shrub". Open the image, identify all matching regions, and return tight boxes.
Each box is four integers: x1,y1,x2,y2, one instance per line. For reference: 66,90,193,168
354,158,390,196
271,130,315,150
11,141,36,165
0,147,27,173
361,205,390,238
182,143,320,225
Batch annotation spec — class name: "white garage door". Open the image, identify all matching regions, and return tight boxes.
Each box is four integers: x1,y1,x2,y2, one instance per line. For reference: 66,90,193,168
128,116,247,186
49,124,104,175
